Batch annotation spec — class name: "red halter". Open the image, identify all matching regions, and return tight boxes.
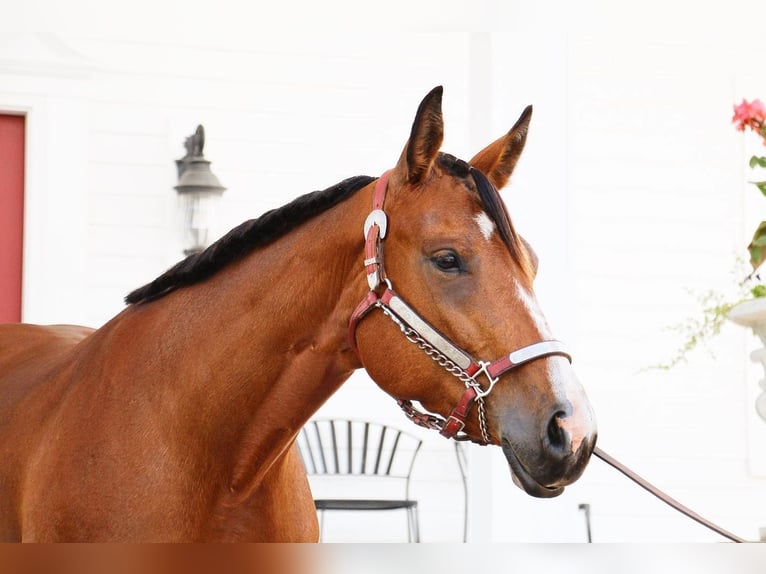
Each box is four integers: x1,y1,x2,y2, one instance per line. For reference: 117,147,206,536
348,170,571,444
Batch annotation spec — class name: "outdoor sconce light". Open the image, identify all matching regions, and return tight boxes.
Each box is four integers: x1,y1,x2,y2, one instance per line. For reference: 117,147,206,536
175,125,226,256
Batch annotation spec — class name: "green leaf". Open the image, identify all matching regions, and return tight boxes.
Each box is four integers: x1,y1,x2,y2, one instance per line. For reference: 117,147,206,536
753,180,766,197
752,284,766,298
749,221,766,269
750,155,766,169
750,245,764,270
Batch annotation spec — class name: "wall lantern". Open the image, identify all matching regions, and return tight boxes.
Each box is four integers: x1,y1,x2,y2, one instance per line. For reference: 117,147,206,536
175,125,226,256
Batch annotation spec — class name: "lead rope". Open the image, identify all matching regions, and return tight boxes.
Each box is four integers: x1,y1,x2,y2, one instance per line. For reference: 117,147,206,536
593,447,747,542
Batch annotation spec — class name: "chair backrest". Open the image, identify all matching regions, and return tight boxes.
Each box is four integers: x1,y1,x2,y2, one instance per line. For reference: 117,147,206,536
297,419,423,499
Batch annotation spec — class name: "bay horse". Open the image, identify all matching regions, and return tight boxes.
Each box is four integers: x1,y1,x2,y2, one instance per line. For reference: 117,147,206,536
0,87,596,542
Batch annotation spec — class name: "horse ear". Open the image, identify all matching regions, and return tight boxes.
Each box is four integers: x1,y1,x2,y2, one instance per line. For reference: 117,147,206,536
395,86,444,184
469,105,532,190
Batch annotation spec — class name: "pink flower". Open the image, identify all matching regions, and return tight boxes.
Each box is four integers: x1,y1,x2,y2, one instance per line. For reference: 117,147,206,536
733,98,766,131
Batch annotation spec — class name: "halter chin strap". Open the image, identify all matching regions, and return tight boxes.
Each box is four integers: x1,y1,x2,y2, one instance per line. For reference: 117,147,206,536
348,170,572,444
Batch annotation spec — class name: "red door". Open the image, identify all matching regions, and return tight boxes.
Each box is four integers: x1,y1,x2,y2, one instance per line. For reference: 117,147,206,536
0,114,25,323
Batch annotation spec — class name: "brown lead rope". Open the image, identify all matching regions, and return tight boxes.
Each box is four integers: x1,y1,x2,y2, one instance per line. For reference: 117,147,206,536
593,447,748,543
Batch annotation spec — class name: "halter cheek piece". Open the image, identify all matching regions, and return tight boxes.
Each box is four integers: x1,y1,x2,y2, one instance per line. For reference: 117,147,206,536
348,170,571,444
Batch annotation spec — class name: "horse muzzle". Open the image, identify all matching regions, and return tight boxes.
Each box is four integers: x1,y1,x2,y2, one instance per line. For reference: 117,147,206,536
501,404,597,498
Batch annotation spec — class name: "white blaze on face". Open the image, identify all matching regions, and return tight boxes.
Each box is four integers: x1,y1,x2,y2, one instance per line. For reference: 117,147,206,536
515,281,554,340
474,211,496,241
515,282,595,455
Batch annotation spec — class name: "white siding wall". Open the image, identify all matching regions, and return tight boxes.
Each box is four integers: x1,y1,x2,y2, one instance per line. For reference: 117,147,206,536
560,1,766,543
2,0,766,542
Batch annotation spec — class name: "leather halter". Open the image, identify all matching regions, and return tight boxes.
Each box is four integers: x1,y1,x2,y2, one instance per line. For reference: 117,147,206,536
348,170,571,444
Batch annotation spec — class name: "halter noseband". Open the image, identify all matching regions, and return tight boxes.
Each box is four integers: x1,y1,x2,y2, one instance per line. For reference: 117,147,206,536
348,170,571,444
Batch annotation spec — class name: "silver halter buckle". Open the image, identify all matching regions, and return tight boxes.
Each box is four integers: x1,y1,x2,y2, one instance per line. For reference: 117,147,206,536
363,209,387,239
470,361,500,399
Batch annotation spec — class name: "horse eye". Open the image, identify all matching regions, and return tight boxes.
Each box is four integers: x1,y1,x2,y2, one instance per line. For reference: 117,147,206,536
432,251,463,272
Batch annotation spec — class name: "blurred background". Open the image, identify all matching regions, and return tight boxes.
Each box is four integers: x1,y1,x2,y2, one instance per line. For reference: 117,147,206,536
1,0,765,542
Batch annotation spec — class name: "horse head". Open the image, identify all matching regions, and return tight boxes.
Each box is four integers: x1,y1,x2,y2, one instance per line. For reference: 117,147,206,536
351,87,596,498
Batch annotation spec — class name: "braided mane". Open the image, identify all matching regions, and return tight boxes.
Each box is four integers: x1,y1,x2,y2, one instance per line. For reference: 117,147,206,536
125,175,375,304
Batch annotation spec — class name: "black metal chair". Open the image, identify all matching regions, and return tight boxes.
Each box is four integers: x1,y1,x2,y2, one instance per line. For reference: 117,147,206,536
296,419,423,542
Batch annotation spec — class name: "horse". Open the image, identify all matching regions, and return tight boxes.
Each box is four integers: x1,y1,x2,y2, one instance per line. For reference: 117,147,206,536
0,87,597,542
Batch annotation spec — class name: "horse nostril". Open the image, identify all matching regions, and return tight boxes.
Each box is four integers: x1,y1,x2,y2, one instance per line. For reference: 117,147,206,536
546,411,570,451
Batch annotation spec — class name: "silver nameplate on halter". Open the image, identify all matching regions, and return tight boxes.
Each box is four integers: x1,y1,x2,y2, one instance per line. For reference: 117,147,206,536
388,295,473,371
508,341,571,366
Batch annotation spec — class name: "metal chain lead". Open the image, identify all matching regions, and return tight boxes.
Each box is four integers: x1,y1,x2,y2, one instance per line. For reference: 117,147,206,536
376,301,491,443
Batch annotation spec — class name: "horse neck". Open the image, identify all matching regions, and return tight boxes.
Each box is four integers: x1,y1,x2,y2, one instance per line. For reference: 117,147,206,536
114,181,373,491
